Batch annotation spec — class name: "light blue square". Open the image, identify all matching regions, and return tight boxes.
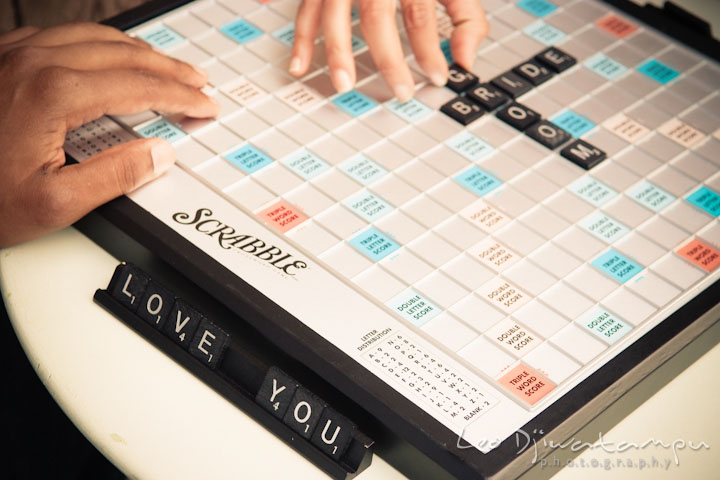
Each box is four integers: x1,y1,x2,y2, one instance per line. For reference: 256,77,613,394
332,91,378,117
225,144,273,173
579,212,629,243
551,110,596,138
455,166,502,196
351,35,366,52
626,180,675,212
686,186,720,217
447,131,494,162
340,155,388,185
350,227,400,261
136,118,186,142
282,149,330,179
569,176,617,206
592,249,642,283
386,289,441,327
440,39,453,63
523,21,566,45
576,306,632,344
637,59,679,84
386,98,432,123
272,24,295,46
220,19,263,44
517,0,557,17
584,53,627,80
139,25,184,50
344,190,393,221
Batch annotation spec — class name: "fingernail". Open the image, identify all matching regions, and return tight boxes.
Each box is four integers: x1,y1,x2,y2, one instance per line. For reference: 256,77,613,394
151,140,175,176
331,68,353,93
289,56,302,75
393,84,413,103
430,72,447,87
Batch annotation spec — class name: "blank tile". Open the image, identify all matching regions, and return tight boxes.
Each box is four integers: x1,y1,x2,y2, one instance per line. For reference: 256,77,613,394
381,248,434,285
374,210,426,245
540,282,594,320
638,215,689,250
648,166,697,197
519,205,571,239
253,163,303,196
352,265,406,302
427,180,477,212
194,124,243,154
402,195,453,228
312,169,362,201
224,177,275,211
434,215,487,250
284,183,334,216
421,313,478,352
314,204,367,239
626,270,680,307
369,174,420,208
614,146,662,177
529,243,582,278
408,232,461,268
524,343,581,384
550,324,606,364
503,259,557,296
614,232,665,266
441,255,495,291
320,242,372,278
602,195,653,228
415,271,470,309
553,225,607,261
459,336,515,378
494,221,546,256
653,253,705,289
566,264,618,302
603,287,656,326
662,201,713,233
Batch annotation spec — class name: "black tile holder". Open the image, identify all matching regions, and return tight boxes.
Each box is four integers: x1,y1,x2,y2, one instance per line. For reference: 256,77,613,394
94,286,373,480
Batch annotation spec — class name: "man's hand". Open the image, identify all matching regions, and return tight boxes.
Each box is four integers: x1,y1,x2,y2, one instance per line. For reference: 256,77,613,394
289,0,488,102
0,22,219,248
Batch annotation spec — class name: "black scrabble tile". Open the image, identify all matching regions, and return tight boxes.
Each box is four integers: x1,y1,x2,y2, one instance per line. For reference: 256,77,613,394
525,120,572,149
163,298,203,348
137,280,174,330
496,102,541,131
446,63,479,93
490,71,532,98
535,46,577,73
189,318,230,369
283,386,327,439
466,83,509,111
513,59,553,86
255,366,300,419
108,263,149,312
440,96,484,125
561,139,607,170
311,407,356,460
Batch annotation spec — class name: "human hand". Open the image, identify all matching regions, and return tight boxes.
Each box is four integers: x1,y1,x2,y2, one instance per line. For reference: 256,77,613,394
0,22,219,248
289,0,488,102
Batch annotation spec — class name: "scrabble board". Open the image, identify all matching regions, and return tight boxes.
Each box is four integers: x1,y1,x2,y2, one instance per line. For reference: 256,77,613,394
65,0,720,477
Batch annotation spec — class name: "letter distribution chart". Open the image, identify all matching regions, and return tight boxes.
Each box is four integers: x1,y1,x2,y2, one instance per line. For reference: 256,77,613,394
65,0,720,476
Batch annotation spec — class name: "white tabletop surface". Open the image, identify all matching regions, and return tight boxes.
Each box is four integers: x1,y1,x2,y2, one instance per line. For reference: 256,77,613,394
1,225,718,480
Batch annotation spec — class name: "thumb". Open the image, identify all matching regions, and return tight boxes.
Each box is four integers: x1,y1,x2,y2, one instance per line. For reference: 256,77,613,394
51,137,175,225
